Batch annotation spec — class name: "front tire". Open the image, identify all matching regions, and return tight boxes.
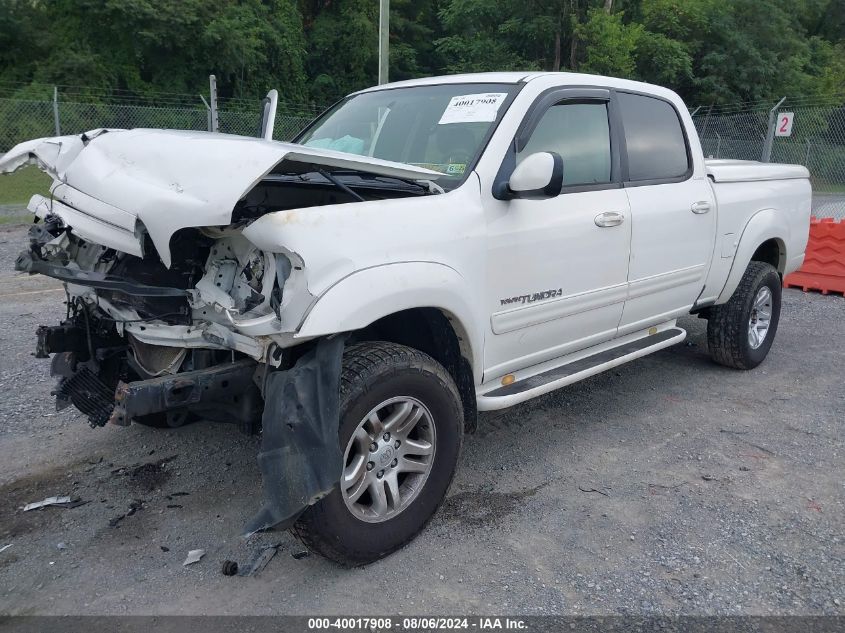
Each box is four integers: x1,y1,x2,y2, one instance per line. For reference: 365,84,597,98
707,261,782,369
292,342,463,566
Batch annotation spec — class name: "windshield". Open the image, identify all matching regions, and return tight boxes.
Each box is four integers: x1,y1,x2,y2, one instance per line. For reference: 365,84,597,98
295,83,519,188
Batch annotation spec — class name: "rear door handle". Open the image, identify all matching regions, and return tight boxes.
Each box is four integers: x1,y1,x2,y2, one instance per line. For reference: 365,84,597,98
594,211,625,227
691,201,711,214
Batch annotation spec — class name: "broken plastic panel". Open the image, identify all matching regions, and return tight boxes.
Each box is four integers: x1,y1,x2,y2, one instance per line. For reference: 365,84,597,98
244,335,346,534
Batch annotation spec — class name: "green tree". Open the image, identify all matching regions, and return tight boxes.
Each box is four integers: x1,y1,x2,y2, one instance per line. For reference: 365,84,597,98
575,9,642,77
202,0,308,101
388,0,443,81
305,0,378,103
1,0,842,107
436,0,586,73
691,0,836,103
0,0,307,101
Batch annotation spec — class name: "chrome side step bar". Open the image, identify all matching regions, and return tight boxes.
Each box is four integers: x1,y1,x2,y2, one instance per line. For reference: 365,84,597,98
477,326,687,411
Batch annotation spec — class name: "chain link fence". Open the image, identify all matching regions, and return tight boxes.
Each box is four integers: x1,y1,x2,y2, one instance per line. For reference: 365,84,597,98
1,82,843,219
0,82,324,153
690,97,845,219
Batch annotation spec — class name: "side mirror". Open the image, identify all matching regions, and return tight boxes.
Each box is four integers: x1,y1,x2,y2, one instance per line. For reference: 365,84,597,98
507,151,563,199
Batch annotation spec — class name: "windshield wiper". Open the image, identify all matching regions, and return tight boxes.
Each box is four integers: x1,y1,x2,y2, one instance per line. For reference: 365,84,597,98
315,167,365,202
327,169,436,194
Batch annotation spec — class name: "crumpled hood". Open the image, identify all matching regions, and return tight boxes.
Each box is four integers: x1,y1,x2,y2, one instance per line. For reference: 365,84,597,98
0,128,442,266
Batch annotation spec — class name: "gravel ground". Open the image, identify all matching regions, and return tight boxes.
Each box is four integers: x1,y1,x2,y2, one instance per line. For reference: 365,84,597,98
0,223,842,616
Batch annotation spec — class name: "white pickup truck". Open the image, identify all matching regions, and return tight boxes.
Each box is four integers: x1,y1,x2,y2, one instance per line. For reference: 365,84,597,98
1,72,811,565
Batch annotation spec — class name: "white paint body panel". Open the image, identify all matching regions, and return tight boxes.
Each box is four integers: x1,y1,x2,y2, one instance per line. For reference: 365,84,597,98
483,187,631,378
1,73,813,407
618,177,716,335
1,128,442,266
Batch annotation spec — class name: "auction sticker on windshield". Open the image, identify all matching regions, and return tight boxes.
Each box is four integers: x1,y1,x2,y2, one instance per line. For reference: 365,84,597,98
438,93,508,124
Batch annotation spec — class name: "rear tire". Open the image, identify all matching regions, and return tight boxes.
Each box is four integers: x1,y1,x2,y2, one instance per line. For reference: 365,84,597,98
292,342,463,566
707,261,782,369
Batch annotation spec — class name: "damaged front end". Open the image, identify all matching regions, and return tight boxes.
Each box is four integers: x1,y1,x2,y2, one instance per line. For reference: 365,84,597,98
20,211,349,529
3,127,443,532
21,215,269,431
2,128,440,431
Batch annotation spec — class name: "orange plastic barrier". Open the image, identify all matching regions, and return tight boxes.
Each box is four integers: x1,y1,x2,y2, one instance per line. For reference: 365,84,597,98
784,218,845,296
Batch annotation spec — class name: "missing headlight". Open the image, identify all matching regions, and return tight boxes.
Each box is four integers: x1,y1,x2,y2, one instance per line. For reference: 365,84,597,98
194,234,276,318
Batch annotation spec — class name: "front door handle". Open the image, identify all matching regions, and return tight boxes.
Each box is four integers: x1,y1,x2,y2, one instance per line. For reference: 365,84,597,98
691,201,711,214
594,211,625,227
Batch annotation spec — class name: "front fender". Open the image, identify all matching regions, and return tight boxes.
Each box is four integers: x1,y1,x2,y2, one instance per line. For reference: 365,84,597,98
716,208,789,304
296,262,483,375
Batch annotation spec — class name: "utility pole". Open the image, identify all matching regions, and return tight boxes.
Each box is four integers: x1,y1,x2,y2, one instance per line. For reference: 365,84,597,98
378,0,389,85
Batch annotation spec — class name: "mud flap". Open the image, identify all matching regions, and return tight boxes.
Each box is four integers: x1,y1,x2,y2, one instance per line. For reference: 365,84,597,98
244,336,345,534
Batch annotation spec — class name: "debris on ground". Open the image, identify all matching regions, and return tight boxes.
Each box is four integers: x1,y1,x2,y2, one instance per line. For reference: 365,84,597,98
291,550,310,560
125,457,177,492
23,496,72,511
56,542,67,550
221,560,239,576
108,499,144,527
159,546,170,552
577,484,610,497
237,544,280,577
23,496,87,511
183,549,205,566
701,474,717,481
0,544,11,554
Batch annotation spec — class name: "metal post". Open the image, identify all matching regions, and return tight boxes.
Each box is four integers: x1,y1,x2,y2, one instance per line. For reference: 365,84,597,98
209,75,219,133
804,139,811,167
200,95,212,132
715,132,721,159
378,0,389,85
699,103,714,140
761,96,786,163
52,86,61,136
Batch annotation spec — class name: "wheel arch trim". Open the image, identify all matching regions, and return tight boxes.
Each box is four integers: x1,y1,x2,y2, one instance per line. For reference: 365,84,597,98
716,208,790,304
295,261,483,379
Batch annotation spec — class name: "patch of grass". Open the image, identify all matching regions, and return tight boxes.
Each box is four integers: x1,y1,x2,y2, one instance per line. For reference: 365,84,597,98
814,183,845,195
0,215,29,225
0,166,51,205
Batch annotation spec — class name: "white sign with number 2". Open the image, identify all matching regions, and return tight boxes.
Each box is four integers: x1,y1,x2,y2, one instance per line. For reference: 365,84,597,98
775,112,794,137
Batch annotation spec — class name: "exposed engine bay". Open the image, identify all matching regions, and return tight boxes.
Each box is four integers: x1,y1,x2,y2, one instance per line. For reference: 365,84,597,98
21,212,279,430
5,129,442,431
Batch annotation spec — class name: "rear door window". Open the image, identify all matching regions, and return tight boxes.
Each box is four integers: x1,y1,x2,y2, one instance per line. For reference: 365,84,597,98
618,92,689,182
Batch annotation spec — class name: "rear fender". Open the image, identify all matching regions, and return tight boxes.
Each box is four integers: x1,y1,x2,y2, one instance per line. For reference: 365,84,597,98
716,208,789,304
